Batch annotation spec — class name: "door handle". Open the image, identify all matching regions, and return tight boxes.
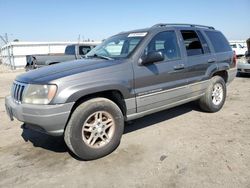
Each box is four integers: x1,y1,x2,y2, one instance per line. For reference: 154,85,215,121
174,64,185,70
208,59,216,63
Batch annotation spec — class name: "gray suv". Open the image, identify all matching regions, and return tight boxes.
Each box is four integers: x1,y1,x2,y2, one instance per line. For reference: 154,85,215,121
5,24,237,160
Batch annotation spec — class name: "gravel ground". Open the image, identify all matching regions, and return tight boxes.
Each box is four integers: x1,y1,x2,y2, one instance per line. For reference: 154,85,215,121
0,69,250,188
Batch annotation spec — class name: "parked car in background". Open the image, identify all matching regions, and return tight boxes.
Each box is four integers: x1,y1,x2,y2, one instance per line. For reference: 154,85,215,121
230,43,247,57
237,38,250,75
237,52,250,75
25,43,100,70
5,23,237,160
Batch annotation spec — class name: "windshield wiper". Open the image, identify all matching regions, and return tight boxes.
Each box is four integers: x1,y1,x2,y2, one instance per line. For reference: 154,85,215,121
86,54,113,60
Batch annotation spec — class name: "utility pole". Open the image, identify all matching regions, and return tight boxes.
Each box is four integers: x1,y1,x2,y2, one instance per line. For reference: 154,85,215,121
78,34,81,43
5,33,8,43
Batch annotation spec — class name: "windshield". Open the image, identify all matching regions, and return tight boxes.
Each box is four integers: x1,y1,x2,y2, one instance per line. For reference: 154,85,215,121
86,32,146,59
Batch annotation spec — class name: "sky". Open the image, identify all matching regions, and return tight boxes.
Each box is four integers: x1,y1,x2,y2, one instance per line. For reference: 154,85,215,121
0,0,249,45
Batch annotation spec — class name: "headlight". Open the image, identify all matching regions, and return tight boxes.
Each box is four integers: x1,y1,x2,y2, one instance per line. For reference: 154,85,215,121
22,84,57,104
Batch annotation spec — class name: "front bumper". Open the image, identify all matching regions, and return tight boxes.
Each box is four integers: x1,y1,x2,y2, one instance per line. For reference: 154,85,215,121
5,96,74,136
237,62,250,73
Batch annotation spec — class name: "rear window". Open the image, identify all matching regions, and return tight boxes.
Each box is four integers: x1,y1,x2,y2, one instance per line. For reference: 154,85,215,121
65,45,75,55
205,31,231,53
230,44,237,48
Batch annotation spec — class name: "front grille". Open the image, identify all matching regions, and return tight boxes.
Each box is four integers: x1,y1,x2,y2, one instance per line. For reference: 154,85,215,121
11,81,27,103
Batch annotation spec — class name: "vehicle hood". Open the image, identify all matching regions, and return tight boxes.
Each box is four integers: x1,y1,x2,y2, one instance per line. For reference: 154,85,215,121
16,59,123,84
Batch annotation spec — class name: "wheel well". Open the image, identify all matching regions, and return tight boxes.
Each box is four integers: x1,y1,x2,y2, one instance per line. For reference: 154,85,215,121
70,90,127,116
212,71,228,83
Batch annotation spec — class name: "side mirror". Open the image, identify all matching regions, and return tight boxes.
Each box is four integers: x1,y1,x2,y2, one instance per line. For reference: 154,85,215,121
140,51,164,65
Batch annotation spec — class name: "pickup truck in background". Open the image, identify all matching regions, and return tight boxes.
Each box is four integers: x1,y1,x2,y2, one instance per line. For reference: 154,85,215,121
25,43,100,70
230,43,247,57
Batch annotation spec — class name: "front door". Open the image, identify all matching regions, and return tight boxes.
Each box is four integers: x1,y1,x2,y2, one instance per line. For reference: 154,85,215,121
132,30,188,113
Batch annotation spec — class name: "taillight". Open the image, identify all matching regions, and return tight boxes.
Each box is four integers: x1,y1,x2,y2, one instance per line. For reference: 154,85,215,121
233,50,237,67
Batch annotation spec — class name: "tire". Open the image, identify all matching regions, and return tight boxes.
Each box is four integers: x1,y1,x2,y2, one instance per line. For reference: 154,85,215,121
64,98,124,160
237,72,243,77
198,76,226,112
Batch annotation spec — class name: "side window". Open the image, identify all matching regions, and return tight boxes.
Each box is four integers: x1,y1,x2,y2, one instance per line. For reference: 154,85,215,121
144,31,181,60
79,46,91,55
181,30,204,56
196,30,210,54
204,31,232,53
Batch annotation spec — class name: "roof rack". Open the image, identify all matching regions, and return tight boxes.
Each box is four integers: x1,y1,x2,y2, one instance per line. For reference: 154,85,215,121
151,23,215,30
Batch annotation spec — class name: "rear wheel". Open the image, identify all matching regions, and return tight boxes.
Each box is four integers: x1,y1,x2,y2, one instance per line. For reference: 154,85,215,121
64,98,124,160
199,76,226,112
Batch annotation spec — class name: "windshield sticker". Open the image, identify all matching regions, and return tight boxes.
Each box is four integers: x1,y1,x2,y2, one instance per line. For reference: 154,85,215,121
128,32,147,37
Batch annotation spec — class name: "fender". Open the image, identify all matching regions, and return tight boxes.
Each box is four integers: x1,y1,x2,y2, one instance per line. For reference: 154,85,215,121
217,62,230,71
206,62,229,79
55,80,133,104
65,85,131,103
205,63,218,79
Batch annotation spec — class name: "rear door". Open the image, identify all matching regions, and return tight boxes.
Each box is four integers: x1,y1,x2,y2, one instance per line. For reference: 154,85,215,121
133,30,188,113
178,30,216,82
177,29,216,95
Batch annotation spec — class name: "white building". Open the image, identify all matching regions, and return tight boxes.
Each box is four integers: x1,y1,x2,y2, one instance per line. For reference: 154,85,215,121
0,41,100,69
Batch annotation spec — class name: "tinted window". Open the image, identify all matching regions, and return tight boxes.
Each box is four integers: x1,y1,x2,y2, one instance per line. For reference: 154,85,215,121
205,31,231,53
196,30,210,54
144,31,181,60
181,30,203,56
65,45,75,55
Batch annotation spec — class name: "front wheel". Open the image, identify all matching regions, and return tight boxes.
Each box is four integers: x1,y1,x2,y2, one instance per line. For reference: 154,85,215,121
64,98,124,160
198,76,227,112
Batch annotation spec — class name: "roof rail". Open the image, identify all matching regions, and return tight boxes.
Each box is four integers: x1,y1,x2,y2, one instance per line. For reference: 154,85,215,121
151,23,215,30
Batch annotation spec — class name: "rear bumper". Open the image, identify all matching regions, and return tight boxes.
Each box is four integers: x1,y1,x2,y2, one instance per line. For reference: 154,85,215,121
5,96,74,136
237,63,250,73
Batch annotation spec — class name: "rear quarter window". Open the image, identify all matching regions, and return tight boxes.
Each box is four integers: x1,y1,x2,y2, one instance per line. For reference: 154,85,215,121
205,31,232,53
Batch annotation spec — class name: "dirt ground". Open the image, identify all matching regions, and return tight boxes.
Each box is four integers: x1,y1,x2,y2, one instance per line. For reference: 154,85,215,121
0,69,250,188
